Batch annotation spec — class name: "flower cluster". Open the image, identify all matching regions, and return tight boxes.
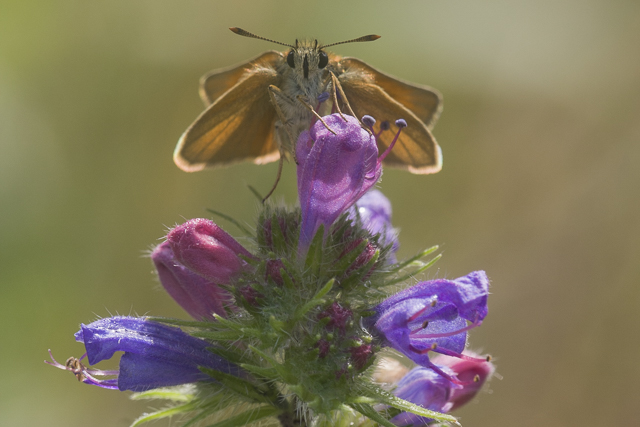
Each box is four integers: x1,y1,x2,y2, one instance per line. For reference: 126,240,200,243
48,113,495,426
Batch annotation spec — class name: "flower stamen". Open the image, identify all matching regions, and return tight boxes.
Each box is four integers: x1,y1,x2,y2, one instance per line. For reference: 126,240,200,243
378,119,407,162
45,350,119,389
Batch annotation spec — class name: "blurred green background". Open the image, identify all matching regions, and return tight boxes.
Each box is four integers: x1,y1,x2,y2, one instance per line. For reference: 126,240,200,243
1,0,639,426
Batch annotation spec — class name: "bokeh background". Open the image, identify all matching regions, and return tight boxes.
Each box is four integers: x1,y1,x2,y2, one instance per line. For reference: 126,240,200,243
2,0,639,426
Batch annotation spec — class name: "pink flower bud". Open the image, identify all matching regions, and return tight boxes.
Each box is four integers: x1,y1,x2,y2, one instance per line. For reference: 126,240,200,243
167,218,253,284
151,241,231,320
433,352,495,410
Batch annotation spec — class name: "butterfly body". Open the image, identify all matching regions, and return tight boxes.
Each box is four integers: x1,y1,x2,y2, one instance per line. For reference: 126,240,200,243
174,28,443,176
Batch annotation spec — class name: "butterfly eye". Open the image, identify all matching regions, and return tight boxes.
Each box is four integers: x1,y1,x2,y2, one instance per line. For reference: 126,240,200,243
318,51,329,69
287,50,295,68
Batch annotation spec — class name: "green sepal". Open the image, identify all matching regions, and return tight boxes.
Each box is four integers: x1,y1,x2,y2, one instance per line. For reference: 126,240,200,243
385,246,439,273
239,363,280,380
204,405,280,427
199,368,273,405
146,317,215,330
280,268,297,290
304,224,325,274
268,315,287,334
385,254,442,287
332,239,369,273
206,208,253,236
347,403,396,427
338,249,380,291
206,346,252,367
211,314,260,338
130,386,194,402
248,345,295,383
293,278,334,320
192,330,247,341
269,215,288,253
129,400,200,427
363,385,457,423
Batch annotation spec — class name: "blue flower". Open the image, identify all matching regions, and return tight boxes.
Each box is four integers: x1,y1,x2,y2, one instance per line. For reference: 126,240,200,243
371,271,489,382
48,316,240,391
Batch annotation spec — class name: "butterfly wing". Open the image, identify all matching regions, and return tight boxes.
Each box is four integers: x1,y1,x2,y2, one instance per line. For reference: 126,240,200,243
339,69,442,174
174,58,282,172
339,57,442,129
199,51,283,106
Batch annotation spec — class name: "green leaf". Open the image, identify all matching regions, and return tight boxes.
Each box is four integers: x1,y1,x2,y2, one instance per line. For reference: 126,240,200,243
204,405,280,427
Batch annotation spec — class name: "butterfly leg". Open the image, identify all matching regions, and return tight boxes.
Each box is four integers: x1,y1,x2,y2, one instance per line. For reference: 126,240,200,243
328,71,358,121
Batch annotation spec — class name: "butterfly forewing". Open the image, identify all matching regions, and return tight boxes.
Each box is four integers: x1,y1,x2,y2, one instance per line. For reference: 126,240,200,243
339,73,442,174
174,64,281,171
199,51,283,106
338,58,443,130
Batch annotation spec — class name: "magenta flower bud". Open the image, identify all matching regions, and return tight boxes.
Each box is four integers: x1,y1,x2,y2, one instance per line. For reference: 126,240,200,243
151,241,232,320
317,302,352,334
167,218,253,284
349,342,374,371
265,259,285,286
339,238,378,275
296,114,382,250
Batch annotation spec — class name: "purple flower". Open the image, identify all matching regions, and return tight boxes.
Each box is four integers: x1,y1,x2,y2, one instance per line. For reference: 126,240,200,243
371,271,489,381
296,114,381,250
347,189,399,263
391,353,495,426
151,218,253,320
47,316,239,392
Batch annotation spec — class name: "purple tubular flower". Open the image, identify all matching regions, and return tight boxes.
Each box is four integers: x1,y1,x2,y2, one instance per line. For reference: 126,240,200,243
391,354,495,425
152,241,232,320
297,114,382,250
371,271,489,376
347,189,399,263
73,316,240,391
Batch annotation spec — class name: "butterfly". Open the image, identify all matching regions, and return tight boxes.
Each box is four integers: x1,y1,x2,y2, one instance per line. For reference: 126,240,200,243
174,28,443,196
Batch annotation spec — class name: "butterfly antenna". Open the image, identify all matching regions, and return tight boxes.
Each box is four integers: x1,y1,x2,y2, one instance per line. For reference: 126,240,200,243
229,27,294,48
321,34,381,49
